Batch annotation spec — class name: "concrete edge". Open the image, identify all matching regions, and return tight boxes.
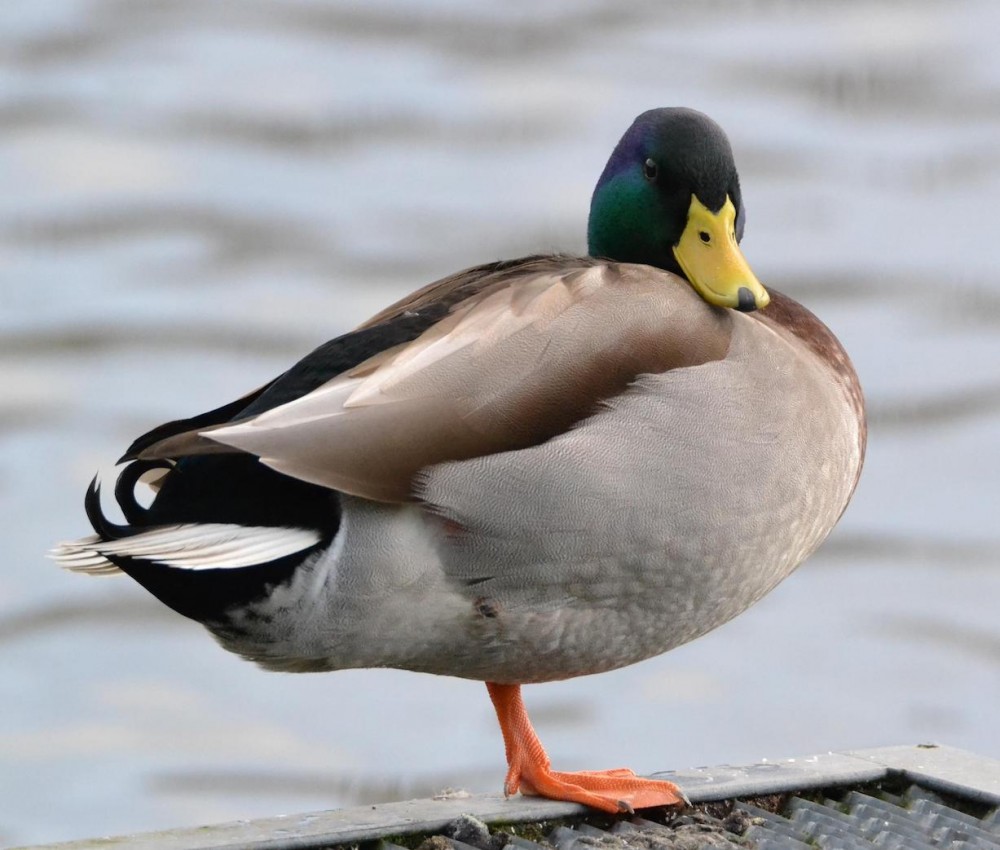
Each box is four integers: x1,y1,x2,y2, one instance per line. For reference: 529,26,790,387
846,743,1000,806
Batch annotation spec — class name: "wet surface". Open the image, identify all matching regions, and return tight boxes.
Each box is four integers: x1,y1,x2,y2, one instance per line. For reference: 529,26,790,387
2,0,1000,845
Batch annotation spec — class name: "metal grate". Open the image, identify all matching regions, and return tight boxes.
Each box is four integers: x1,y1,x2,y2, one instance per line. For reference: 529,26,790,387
386,782,1000,850
742,784,1000,849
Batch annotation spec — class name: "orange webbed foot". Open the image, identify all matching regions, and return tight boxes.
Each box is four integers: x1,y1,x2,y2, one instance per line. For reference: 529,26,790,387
519,765,687,814
486,682,687,814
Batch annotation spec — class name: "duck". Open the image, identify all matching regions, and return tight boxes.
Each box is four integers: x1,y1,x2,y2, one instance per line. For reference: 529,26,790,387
53,107,866,814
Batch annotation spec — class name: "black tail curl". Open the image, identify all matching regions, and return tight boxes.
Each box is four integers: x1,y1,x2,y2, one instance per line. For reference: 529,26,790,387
84,476,134,541
84,461,176,541
113,459,174,525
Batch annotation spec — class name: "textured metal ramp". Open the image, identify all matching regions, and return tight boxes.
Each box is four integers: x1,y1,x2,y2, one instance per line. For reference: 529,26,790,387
15,745,1000,850
740,783,1000,848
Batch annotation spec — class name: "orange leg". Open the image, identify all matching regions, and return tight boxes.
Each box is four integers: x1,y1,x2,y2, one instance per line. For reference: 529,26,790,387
485,682,688,814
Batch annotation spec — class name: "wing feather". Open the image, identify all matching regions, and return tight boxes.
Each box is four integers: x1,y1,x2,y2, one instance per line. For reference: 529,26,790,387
199,262,731,501
52,524,321,573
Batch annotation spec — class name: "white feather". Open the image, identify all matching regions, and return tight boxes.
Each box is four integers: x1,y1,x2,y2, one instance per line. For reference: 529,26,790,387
51,524,321,574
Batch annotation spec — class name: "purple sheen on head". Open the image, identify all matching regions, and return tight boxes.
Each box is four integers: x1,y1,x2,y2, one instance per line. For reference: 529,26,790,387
592,111,662,193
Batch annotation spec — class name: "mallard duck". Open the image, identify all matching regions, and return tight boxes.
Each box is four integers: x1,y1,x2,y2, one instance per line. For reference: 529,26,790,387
54,108,865,814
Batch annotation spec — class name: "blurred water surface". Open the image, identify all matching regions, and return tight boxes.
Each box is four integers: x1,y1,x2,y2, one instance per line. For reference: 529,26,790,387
3,0,1000,845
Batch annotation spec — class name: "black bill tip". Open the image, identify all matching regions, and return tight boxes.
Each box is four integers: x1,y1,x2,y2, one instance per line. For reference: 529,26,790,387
736,286,757,312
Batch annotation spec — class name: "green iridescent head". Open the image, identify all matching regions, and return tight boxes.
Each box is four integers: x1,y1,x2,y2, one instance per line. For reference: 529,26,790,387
587,108,768,312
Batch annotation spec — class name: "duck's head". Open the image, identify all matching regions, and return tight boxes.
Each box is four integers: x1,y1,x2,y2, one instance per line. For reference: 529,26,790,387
587,108,769,312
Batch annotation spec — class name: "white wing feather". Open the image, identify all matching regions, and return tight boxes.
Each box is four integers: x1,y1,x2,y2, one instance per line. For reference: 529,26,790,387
51,524,321,575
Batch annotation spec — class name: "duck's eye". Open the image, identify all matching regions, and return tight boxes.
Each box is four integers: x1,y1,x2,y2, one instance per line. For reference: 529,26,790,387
643,158,658,182
699,231,711,243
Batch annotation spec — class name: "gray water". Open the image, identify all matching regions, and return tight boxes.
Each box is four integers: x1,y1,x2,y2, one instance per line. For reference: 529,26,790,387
3,0,1000,845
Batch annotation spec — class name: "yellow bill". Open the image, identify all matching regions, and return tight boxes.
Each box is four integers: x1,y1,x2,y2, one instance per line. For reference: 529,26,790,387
673,195,769,312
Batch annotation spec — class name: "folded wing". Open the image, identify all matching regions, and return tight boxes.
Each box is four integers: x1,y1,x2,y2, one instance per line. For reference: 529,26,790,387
140,262,732,502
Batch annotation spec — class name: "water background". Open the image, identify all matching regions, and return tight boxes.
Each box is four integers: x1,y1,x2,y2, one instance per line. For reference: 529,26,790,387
3,1,1000,845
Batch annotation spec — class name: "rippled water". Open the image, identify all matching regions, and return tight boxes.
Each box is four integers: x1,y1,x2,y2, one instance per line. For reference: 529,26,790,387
3,1,1000,845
